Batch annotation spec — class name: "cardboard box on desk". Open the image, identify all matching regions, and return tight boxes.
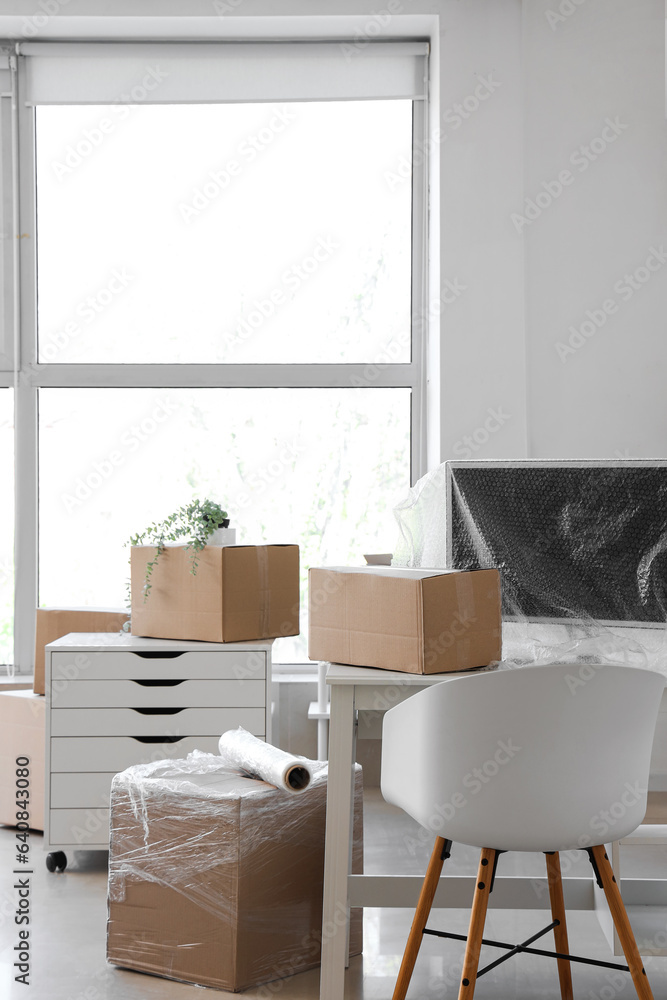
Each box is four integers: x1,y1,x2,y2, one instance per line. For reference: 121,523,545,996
107,755,362,993
131,544,299,643
34,607,130,695
309,566,502,674
0,690,45,830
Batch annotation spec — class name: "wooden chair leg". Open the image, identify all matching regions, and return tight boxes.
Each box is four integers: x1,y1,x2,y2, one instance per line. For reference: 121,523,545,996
392,836,450,1000
590,844,654,1000
545,853,574,1000
457,848,496,1000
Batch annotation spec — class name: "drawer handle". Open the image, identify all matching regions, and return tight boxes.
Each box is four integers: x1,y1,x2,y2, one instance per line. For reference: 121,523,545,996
131,736,187,744
132,680,186,687
131,707,185,715
131,651,186,659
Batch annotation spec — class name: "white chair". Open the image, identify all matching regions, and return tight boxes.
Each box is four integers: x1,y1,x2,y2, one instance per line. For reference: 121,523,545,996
381,662,666,1000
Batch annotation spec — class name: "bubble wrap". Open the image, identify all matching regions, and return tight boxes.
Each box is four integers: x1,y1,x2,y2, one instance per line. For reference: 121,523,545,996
393,461,667,673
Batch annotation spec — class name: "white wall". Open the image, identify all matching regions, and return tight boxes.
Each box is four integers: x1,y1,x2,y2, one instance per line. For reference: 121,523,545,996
523,0,667,459
2,0,664,462
436,0,526,465
436,0,667,463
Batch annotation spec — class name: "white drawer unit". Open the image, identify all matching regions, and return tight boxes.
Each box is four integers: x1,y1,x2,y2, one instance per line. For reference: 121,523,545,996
44,632,273,870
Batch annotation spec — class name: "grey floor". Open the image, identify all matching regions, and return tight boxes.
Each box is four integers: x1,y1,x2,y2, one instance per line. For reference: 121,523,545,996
1,789,667,999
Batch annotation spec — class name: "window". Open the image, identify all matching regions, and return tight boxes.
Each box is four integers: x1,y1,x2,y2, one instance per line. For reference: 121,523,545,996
0,53,12,371
39,387,410,663
4,41,429,669
36,101,413,366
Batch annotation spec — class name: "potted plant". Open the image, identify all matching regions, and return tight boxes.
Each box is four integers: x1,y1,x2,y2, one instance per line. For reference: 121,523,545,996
129,499,231,602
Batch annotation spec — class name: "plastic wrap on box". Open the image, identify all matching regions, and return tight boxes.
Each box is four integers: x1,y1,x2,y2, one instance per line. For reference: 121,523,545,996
393,461,667,675
107,749,363,993
218,727,313,792
393,463,449,570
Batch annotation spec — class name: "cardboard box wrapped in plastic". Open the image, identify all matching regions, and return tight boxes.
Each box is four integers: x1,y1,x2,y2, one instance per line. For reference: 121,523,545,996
106,751,363,992
130,544,299,643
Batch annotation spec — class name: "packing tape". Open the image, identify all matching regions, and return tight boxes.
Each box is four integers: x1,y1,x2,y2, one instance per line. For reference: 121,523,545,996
256,546,270,637
454,571,476,626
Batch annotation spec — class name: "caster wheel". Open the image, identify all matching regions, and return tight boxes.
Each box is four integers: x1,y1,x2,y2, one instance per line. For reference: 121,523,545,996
46,851,67,873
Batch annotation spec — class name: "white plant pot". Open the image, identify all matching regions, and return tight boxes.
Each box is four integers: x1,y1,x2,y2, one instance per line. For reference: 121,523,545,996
163,528,236,547
206,527,236,546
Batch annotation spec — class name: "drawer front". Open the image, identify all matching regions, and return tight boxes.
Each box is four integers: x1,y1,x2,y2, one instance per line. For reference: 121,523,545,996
49,808,110,848
50,706,266,738
50,649,267,682
50,678,265,709
51,735,223,772
51,771,117,809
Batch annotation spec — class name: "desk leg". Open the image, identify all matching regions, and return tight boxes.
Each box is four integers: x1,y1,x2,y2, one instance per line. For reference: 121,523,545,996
320,684,356,1000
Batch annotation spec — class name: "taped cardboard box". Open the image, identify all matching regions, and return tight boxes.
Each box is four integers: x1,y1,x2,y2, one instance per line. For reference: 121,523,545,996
0,690,45,830
309,566,501,674
131,544,299,643
34,607,130,695
107,752,362,992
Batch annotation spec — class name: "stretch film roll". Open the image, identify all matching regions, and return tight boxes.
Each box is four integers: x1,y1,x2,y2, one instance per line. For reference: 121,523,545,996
218,727,314,793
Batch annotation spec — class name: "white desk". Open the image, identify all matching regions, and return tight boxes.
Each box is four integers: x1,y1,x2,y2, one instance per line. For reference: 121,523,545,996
319,661,667,1000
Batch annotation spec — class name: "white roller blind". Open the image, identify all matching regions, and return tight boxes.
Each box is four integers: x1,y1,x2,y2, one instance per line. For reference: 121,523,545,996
19,41,428,105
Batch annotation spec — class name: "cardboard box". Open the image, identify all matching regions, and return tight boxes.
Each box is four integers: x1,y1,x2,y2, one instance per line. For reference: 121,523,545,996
107,755,362,992
309,566,501,674
34,607,130,695
0,690,45,830
131,544,300,643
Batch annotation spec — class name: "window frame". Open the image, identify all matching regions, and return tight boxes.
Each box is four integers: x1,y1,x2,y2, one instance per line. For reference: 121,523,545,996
5,42,429,673
0,53,14,372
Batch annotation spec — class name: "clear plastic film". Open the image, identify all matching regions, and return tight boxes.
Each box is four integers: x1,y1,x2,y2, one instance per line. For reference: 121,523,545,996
393,460,667,674
393,462,449,570
218,726,313,792
107,748,363,993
